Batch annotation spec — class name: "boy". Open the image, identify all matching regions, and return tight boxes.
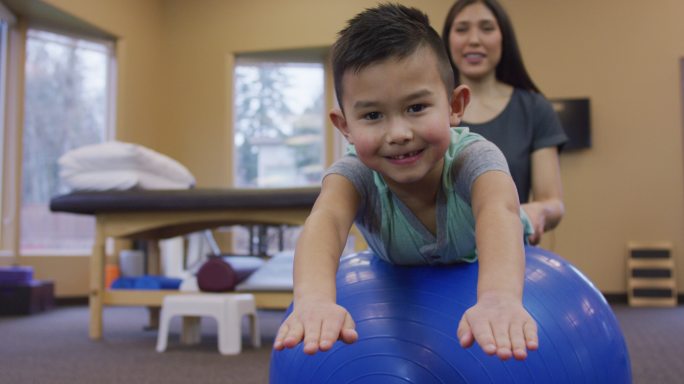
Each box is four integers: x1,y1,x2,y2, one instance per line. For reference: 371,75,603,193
273,3,538,361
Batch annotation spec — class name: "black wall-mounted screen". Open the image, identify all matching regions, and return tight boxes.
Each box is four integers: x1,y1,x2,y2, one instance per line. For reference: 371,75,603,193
549,98,591,151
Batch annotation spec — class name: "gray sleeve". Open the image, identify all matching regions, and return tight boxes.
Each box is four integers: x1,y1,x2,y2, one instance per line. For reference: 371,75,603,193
452,140,510,203
322,155,377,222
532,93,568,151
323,155,374,196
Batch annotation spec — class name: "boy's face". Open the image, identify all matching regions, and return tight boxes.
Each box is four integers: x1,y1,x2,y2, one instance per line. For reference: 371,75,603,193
331,47,465,191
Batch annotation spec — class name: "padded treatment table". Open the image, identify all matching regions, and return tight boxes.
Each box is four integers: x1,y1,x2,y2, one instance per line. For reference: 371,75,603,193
50,188,320,340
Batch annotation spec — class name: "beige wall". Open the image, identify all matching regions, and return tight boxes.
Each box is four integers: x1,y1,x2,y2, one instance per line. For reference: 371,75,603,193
17,0,684,296
20,256,89,296
499,0,684,292
157,0,456,186
44,0,168,152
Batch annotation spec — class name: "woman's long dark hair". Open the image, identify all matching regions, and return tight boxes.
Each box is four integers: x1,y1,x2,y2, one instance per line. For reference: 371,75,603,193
442,0,540,93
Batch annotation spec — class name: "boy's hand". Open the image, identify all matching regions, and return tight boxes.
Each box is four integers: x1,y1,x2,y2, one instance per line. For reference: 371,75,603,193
273,298,358,354
457,292,538,360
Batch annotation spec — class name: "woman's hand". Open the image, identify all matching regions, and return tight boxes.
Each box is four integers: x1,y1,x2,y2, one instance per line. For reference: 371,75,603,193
522,202,546,245
526,147,565,245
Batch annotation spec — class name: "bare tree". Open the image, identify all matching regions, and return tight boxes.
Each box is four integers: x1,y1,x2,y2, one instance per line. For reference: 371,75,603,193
23,33,105,203
234,64,292,186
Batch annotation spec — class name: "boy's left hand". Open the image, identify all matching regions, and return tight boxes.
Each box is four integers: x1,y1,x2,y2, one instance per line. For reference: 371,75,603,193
457,292,538,360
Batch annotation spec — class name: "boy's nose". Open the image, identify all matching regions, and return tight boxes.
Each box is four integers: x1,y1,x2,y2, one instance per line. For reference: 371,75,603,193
385,121,413,144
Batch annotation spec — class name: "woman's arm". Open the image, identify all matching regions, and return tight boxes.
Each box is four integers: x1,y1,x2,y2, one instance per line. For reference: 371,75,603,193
523,146,565,244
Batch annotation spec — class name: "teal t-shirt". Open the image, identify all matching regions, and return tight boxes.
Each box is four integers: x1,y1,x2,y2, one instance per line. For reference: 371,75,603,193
324,127,532,265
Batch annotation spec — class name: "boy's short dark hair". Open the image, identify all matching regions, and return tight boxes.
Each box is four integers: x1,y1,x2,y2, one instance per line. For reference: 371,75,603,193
331,3,455,110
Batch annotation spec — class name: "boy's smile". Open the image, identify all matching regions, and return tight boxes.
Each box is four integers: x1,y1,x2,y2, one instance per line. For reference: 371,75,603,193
385,148,424,164
331,46,459,194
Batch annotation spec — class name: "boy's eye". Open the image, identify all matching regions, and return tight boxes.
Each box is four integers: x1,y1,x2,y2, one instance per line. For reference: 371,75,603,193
363,112,382,120
407,104,426,113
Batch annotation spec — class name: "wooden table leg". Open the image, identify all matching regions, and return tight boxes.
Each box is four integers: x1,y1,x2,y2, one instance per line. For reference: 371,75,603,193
146,306,160,330
89,224,106,340
181,316,202,344
145,241,161,330
147,240,160,276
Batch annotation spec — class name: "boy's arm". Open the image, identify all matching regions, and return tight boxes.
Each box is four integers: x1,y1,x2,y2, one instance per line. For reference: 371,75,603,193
273,174,360,354
457,170,538,360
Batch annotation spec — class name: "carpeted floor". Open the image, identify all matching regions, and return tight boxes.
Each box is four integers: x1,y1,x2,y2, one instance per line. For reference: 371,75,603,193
0,303,682,383
0,305,284,384
611,305,684,384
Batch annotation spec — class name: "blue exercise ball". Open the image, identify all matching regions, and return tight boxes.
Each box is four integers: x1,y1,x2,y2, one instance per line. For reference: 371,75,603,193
270,246,631,383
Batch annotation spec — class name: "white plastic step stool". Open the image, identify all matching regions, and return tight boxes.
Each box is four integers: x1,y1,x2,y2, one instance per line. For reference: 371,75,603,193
156,293,260,355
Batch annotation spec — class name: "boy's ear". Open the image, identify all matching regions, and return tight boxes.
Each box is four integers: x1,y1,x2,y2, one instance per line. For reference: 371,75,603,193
330,108,353,144
449,85,471,126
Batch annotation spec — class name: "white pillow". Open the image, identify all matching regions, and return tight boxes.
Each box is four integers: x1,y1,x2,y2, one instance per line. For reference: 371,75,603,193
58,141,195,191
236,250,294,291
61,169,194,191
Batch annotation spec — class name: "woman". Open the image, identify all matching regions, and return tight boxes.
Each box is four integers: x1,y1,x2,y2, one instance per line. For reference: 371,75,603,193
443,0,567,244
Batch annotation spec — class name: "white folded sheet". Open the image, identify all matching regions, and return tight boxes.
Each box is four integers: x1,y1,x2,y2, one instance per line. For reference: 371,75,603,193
58,141,195,191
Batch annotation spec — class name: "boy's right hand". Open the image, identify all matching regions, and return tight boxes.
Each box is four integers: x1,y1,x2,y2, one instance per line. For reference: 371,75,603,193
273,298,358,354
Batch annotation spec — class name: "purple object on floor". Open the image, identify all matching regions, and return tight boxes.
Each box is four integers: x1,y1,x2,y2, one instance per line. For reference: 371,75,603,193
0,280,54,315
0,266,34,286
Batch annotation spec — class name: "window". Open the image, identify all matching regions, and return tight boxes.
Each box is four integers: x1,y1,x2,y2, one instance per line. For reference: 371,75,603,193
229,49,327,255
20,29,115,253
233,50,326,188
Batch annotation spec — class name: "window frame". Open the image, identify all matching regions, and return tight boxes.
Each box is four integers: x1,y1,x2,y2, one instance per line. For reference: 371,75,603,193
229,47,337,188
226,47,350,255
0,14,12,257
0,15,22,260
2,23,117,257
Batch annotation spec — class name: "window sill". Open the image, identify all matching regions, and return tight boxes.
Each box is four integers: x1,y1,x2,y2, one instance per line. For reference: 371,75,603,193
20,249,91,257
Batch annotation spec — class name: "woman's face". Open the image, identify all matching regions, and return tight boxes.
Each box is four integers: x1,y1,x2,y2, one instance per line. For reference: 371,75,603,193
448,2,503,81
